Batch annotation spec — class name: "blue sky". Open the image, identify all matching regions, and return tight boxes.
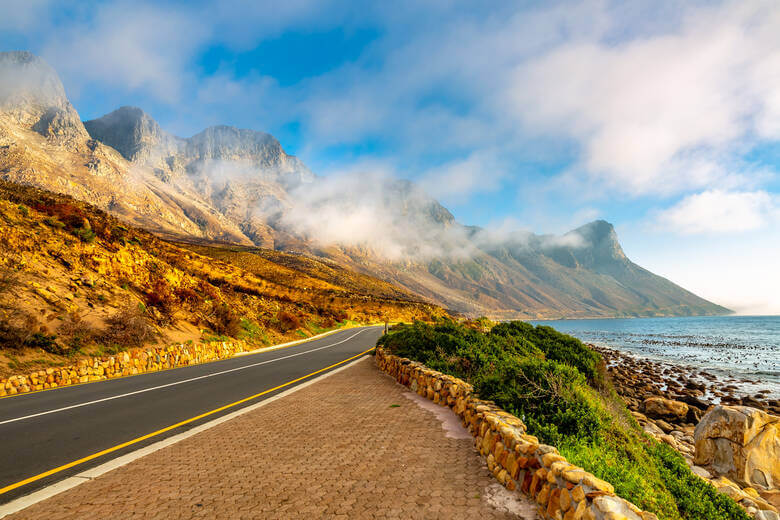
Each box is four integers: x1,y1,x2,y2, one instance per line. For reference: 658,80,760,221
2,0,779,313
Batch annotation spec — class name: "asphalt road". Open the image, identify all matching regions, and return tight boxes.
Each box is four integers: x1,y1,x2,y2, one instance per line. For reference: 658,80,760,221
0,325,382,503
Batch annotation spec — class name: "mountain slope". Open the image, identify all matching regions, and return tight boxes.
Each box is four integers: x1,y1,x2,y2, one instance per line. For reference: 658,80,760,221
0,51,730,318
0,181,441,376
0,52,256,245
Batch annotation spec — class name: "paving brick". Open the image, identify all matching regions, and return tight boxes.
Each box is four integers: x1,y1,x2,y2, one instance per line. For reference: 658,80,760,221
9,358,536,519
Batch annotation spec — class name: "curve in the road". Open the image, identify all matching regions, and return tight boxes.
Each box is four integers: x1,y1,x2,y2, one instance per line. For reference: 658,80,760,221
0,325,382,503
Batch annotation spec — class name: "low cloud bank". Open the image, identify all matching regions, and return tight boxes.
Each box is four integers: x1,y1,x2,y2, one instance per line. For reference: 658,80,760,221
276,170,477,262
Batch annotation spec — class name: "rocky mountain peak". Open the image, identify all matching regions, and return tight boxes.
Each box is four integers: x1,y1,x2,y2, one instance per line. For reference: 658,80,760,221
572,220,625,257
0,51,87,141
84,106,180,163
186,126,288,166
550,219,628,273
183,125,315,187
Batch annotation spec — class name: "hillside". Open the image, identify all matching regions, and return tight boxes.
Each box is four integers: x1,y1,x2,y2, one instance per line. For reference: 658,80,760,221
0,51,730,318
0,181,443,376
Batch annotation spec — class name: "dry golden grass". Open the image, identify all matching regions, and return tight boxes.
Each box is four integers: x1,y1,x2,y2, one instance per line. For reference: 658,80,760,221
0,181,445,377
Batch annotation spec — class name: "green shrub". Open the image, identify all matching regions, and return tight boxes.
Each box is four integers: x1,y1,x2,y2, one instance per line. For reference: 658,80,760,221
491,321,603,384
378,320,749,520
239,318,264,341
73,227,96,243
26,332,63,354
43,217,65,229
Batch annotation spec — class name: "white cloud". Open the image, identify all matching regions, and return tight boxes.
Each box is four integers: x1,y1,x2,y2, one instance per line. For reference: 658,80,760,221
39,2,210,103
419,151,506,203
9,0,780,200
0,0,55,31
15,1,346,106
506,0,780,196
276,169,476,261
655,189,778,234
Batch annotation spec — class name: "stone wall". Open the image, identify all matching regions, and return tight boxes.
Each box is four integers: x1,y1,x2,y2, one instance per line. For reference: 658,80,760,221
376,346,657,520
0,340,250,396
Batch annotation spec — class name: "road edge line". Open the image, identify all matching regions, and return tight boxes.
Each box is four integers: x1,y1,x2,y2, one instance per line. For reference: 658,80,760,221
0,354,373,518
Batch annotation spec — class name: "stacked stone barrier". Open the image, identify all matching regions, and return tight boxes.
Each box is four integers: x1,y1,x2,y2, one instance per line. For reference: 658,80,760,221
376,346,658,520
0,340,250,396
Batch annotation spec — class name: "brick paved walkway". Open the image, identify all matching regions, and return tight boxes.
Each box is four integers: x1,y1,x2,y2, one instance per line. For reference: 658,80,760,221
8,357,536,519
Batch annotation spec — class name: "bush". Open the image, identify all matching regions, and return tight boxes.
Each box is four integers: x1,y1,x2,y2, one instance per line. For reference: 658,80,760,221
197,280,220,301
43,217,65,229
26,332,63,355
276,310,301,332
174,286,201,307
491,321,603,385
73,227,96,243
57,312,95,352
145,278,177,324
100,305,154,348
210,303,241,337
378,320,749,520
0,265,38,349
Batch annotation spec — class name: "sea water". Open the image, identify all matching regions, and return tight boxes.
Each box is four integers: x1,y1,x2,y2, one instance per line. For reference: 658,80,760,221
530,315,780,399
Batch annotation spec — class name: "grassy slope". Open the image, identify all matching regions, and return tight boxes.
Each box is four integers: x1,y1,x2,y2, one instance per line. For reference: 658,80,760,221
178,242,420,303
378,320,748,520
0,181,444,376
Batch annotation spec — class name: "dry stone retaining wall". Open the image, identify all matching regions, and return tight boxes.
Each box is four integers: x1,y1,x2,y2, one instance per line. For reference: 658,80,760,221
0,340,251,396
376,346,658,520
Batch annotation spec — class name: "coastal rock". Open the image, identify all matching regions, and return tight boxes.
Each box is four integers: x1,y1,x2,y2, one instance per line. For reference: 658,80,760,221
691,466,712,479
694,405,780,490
642,397,689,422
678,394,710,410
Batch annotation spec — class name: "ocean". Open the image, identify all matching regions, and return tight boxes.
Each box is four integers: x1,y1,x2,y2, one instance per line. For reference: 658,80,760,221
530,315,780,399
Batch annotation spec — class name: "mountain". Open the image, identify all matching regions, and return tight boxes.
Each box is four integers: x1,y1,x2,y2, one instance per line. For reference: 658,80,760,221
83,106,313,246
0,180,441,376
0,51,730,318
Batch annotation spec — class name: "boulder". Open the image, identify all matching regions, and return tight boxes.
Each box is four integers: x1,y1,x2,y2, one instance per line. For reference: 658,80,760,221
691,466,712,479
694,405,780,490
642,397,689,421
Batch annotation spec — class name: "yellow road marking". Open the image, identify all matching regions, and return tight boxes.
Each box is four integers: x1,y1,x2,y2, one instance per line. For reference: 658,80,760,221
0,346,375,496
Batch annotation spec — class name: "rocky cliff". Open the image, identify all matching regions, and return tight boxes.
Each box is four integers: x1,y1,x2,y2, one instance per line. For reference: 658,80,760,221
0,51,730,318
0,51,87,144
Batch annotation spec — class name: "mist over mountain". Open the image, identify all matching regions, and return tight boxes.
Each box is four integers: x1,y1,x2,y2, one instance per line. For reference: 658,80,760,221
0,51,729,318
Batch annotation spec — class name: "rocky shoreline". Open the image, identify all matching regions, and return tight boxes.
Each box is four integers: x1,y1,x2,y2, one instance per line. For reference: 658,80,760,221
592,345,780,416
592,344,780,519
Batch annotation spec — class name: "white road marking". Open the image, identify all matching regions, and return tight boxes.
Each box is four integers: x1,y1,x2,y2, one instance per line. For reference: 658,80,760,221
0,329,365,426
0,356,372,519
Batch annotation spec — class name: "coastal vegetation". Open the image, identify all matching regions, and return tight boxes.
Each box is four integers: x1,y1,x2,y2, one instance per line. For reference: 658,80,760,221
378,319,750,520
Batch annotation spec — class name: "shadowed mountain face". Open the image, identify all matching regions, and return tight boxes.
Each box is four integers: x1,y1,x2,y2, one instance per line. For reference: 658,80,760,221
0,51,730,318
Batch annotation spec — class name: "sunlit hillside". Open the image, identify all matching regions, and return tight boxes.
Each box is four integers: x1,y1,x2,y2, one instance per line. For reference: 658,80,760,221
0,181,444,377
